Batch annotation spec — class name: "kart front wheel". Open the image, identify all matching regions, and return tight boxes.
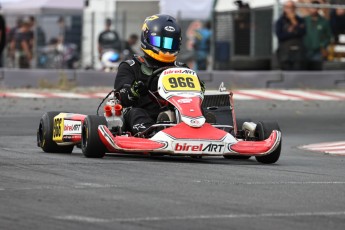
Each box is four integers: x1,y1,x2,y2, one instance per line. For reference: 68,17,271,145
37,111,74,153
81,115,107,158
224,118,252,160
255,121,282,164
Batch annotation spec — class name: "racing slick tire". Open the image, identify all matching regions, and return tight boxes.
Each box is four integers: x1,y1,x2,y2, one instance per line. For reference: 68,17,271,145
254,121,282,164
81,115,107,158
224,118,252,160
37,111,74,153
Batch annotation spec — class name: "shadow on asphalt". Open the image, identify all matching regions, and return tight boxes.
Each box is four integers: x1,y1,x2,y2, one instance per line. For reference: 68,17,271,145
104,153,280,166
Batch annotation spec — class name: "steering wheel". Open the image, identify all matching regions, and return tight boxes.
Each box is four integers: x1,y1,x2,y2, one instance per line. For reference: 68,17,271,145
147,66,177,92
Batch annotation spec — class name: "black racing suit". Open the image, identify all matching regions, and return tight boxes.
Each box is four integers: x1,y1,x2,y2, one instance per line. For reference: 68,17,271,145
114,55,188,135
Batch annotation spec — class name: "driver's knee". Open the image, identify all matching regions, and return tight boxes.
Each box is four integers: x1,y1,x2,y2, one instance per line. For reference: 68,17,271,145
125,108,155,135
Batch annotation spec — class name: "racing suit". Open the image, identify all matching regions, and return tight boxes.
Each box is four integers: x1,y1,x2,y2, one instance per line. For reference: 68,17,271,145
114,55,189,135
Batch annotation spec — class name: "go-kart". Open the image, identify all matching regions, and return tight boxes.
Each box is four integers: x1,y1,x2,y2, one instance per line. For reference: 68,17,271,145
37,67,282,164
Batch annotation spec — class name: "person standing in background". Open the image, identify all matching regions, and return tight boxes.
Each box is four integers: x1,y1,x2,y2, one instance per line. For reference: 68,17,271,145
193,21,212,70
0,4,6,67
123,33,138,59
98,18,121,60
275,0,306,70
330,7,345,43
304,1,332,70
7,18,23,67
10,19,32,68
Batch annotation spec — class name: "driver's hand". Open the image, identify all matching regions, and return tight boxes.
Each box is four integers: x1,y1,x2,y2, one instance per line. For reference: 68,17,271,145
131,81,148,98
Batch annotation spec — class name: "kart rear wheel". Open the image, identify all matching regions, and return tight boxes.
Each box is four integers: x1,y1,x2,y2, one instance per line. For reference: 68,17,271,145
37,111,74,153
254,121,282,164
81,115,107,158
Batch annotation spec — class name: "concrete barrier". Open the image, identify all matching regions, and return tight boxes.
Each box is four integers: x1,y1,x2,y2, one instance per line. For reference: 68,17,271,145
1,68,75,88
0,68,344,89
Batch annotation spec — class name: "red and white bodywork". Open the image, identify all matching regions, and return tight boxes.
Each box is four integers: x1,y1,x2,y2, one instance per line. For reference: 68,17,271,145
97,68,282,157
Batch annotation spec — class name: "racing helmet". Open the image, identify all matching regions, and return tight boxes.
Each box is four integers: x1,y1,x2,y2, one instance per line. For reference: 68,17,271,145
141,14,181,63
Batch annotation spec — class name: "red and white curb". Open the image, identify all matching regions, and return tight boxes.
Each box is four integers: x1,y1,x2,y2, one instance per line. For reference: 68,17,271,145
1,90,345,101
300,141,345,156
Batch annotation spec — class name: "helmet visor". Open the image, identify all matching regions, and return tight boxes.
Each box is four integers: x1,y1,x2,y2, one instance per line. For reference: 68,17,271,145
148,35,180,51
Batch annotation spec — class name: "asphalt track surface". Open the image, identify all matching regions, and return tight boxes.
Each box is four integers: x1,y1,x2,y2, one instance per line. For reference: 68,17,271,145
0,98,345,230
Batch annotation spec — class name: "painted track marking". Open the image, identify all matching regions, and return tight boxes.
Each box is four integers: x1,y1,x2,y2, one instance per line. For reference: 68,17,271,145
300,141,345,155
55,211,345,223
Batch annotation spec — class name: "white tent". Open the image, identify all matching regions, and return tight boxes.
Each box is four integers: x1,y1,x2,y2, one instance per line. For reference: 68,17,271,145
160,0,214,20
1,0,84,14
215,0,281,12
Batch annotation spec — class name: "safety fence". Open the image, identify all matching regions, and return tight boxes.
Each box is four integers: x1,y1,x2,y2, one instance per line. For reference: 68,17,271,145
3,1,345,71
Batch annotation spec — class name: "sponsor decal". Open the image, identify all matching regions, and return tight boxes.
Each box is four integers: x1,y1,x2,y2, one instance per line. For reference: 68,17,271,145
146,15,159,21
62,134,81,142
177,98,192,104
190,119,200,125
64,124,81,132
182,69,196,75
63,120,82,135
133,123,146,131
174,143,224,153
164,26,175,32
163,69,196,76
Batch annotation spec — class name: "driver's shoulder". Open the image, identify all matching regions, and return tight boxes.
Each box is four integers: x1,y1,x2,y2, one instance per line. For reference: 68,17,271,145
174,61,189,68
121,54,146,68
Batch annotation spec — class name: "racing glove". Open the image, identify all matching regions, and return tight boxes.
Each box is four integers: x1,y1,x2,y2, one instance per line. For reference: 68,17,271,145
130,81,148,98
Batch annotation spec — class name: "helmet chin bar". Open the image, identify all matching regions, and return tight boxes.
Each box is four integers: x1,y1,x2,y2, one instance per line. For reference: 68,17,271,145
142,48,177,63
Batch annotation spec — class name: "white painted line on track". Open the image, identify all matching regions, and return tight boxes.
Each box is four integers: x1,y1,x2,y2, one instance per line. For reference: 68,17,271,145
4,92,46,98
2,181,344,192
0,183,118,192
193,181,345,185
48,92,91,98
237,90,302,101
326,150,345,155
232,90,274,100
300,141,345,156
279,90,341,100
303,141,345,148
55,211,345,223
314,91,345,99
232,93,258,100
92,93,108,98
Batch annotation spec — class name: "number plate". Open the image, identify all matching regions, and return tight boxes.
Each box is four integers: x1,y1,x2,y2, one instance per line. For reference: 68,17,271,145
162,73,201,92
52,113,65,142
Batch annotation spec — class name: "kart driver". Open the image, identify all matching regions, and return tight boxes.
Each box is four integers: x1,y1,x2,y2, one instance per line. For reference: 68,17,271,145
114,14,205,135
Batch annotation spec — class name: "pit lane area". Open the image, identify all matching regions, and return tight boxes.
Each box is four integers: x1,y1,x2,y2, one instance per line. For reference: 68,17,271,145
0,98,344,230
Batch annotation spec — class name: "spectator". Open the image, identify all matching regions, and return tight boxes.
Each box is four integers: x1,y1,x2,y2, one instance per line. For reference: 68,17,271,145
98,18,121,59
233,0,251,55
0,5,6,67
57,16,66,44
8,18,22,45
29,16,46,47
304,1,332,70
275,0,306,70
28,16,35,51
10,18,32,68
123,33,138,59
193,21,212,70
330,8,345,43
7,17,23,67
